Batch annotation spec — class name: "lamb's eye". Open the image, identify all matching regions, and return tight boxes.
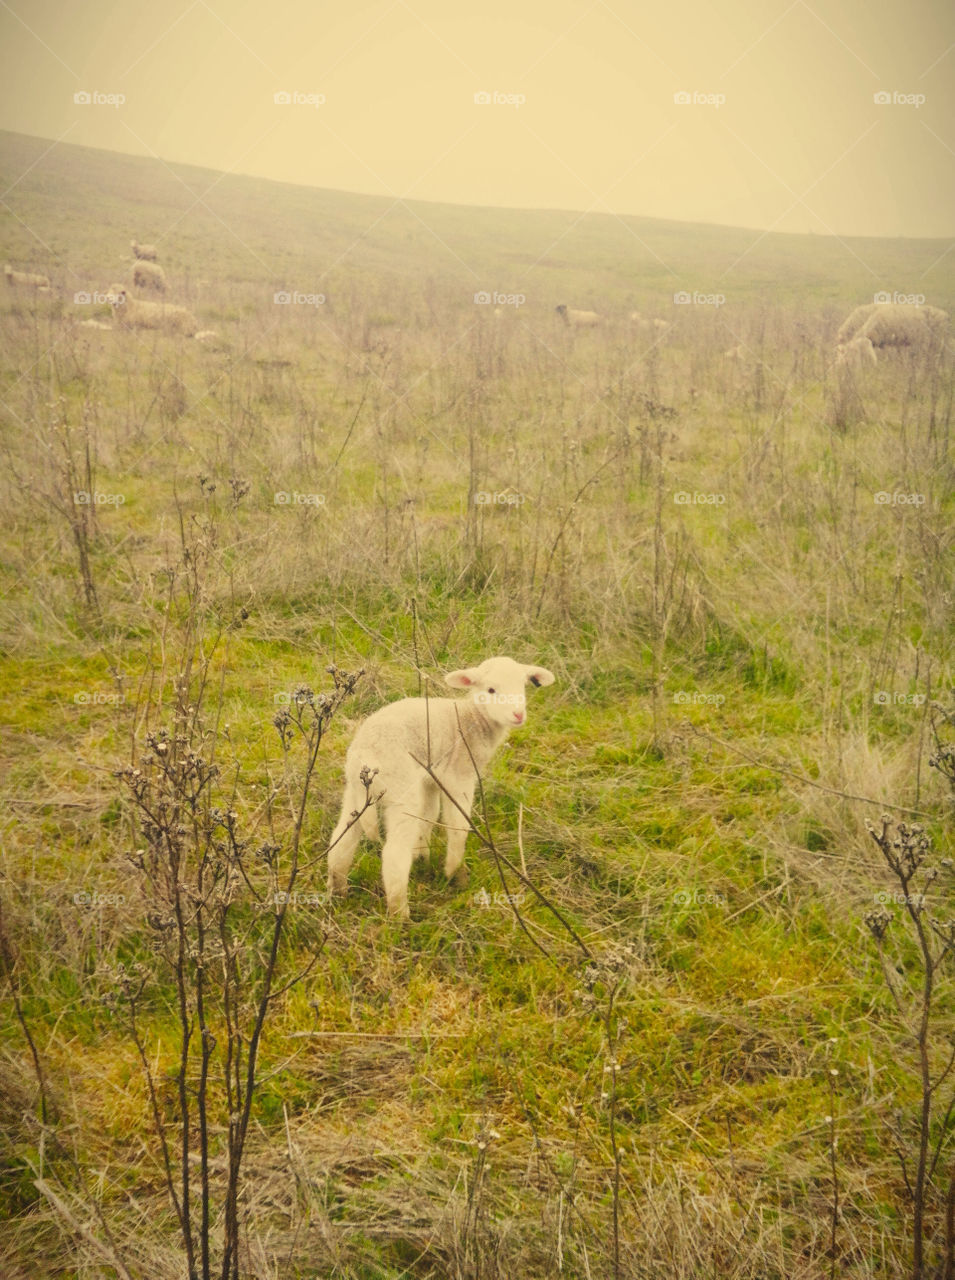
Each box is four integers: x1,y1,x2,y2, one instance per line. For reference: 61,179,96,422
488,687,495,695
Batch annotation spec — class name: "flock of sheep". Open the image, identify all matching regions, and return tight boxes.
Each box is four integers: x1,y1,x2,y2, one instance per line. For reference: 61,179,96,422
553,298,949,368
4,247,951,916
5,239,215,341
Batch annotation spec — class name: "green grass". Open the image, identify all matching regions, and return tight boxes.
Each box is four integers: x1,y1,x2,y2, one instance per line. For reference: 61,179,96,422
1,128,954,1279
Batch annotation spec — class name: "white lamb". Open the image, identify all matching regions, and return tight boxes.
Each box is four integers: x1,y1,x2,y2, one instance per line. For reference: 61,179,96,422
556,304,601,328
4,263,50,291
327,656,556,918
132,261,166,292
131,240,158,261
109,285,198,336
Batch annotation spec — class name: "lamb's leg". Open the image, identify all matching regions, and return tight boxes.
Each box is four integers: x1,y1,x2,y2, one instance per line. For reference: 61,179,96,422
327,784,366,898
441,781,477,885
413,787,440,862
381,804,431,918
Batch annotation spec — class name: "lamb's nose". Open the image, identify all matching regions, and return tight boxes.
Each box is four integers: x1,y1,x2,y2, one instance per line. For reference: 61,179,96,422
513,711,525,724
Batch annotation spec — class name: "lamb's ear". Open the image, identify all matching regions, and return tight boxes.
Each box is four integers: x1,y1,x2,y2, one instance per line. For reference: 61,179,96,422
525,666,555,688
446,668,481,689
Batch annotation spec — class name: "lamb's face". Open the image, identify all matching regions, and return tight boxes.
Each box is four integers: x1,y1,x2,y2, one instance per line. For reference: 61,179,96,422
446,656,555,729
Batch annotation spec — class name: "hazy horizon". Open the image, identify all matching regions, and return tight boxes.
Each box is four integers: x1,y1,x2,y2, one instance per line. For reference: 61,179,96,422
1,0,953,240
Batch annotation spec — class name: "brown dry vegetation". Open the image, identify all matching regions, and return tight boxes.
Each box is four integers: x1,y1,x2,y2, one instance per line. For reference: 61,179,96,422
1,132,954,1279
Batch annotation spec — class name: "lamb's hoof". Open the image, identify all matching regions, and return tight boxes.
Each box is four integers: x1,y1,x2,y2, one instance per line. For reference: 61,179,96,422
448,865,469,888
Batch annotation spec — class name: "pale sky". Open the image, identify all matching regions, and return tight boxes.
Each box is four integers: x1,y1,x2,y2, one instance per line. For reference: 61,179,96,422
1,0,953,237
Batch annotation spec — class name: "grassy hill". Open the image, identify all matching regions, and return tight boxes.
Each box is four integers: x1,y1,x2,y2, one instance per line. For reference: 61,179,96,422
1,130,954,1280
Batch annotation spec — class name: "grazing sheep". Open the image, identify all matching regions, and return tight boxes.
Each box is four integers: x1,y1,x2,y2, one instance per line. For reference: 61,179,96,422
629,310,650,330
835,334,878,368
723,344,746,360
652,318,670,331
194,329,220,344
130,240,158,261
556,304,601,328
836,302,949,358
4,263,50,291
132,261,166,292
327,656,556,918
108,285,198,337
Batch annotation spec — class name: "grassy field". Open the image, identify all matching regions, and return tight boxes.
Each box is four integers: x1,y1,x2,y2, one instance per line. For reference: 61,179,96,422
1,128,955,1279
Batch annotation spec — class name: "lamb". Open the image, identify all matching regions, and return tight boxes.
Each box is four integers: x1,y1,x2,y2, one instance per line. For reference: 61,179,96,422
836,302,949,357
629,311,650,330
4,263,50,291
327,656,556,918
130,240,158,261
108,285,198,336
556,304,601,328
132,261,166,292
